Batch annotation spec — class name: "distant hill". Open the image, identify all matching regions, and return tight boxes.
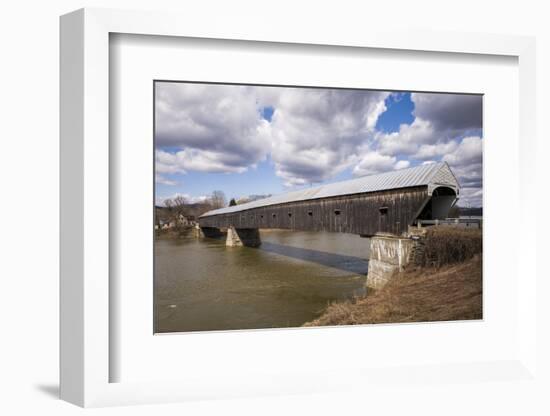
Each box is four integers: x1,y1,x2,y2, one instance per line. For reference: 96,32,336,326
457,207,482,217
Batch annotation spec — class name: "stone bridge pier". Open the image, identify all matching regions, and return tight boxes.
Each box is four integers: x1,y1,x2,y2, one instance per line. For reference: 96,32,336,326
225,226,261,247
199,225,262,248
366,234,415,289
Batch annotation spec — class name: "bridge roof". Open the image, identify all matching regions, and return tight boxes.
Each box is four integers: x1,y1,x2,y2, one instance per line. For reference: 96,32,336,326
200,162,459,217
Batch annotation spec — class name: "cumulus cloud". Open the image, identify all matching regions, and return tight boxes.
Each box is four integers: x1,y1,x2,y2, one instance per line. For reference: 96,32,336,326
353,152,397,177
155,83,271,173
443,136,483,190
394,160,410,170
353,151,410,177
413,141,459,160
156,83,389,187
459,187,483,208
155,83,483,207
377,117,435,156
454,164,483,189
376,94,482,157
443,136,482,167
155,173,178,186
267,88,389,185
411,93,482,132
156,149,249,175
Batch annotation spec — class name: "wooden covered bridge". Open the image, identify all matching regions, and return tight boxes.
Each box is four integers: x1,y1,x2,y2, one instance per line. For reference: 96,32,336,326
198,162,460,247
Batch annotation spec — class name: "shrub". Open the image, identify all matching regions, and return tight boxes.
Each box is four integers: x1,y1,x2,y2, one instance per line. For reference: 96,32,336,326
420,227,482,267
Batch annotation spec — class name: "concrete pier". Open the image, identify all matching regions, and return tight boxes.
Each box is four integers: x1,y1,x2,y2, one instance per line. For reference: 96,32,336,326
226,226,261,247
193,223,205,238
366,234,414,289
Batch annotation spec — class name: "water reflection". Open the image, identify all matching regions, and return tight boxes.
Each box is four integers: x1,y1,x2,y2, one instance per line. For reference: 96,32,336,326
256,242,369,275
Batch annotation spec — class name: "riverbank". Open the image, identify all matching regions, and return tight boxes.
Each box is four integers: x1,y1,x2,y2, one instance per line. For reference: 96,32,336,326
304,254,482,326
155,226,195,240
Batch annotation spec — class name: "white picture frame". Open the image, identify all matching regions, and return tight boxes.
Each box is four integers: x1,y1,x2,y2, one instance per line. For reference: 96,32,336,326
60,8,538,407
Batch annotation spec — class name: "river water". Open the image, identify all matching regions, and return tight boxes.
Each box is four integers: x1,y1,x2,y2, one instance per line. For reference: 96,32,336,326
155,229,369,333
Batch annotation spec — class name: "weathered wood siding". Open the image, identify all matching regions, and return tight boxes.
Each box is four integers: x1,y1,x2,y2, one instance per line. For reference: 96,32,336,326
199,186,430,236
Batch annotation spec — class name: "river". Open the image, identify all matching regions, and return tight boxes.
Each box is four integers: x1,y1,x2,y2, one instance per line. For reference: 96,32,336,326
155,229,369,333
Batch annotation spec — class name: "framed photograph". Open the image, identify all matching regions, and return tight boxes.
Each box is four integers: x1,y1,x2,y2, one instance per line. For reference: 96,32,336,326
153,80,482,334
60,8,538,407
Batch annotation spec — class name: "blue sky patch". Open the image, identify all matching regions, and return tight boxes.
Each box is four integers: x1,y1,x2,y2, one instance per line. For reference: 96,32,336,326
261,106,275,122
375,92,415,133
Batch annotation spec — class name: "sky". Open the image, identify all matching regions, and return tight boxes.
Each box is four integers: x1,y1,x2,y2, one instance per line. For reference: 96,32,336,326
155,83,483,207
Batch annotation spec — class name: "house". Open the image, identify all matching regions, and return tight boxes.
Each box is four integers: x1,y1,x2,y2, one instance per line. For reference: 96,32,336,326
156,215,194,230
176,214,191,226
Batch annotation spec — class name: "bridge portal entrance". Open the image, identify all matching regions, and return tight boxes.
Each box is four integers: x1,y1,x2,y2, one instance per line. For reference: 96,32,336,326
417,186,458,221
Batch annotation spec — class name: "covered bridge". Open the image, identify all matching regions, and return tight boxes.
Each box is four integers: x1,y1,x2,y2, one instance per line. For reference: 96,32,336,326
199,162,460,239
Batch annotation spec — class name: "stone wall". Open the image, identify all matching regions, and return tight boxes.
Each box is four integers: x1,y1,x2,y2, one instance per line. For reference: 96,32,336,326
366,234,414,289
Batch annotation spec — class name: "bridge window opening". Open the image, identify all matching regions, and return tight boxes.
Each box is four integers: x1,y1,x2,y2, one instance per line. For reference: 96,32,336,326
379,207,388,216
288,212,292,218
334,209,341,216
307,211,313,216
260,215,264,219
272,213,277,218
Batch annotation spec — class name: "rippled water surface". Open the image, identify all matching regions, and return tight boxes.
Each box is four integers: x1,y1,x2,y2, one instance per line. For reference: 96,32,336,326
155,229,369,332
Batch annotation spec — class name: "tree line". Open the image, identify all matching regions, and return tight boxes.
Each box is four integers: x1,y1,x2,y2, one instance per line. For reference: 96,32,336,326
162,190,228,218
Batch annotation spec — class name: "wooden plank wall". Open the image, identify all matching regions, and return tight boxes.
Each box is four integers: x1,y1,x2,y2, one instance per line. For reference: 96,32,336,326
199,186,430,237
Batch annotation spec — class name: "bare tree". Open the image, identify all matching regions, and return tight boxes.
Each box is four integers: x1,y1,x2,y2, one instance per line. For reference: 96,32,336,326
173,195,187,215
164,198,174,212
210,190,227,209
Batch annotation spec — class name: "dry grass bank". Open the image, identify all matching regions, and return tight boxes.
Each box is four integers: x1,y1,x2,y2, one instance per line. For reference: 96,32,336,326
305,227,483,327
419,227,482,267
305,255,482,326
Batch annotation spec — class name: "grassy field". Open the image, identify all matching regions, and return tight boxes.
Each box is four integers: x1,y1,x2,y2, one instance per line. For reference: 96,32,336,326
305,227,483,326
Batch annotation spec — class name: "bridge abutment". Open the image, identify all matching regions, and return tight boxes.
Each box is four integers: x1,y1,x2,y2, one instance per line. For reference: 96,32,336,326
367,234,414,289
226,226,262,247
